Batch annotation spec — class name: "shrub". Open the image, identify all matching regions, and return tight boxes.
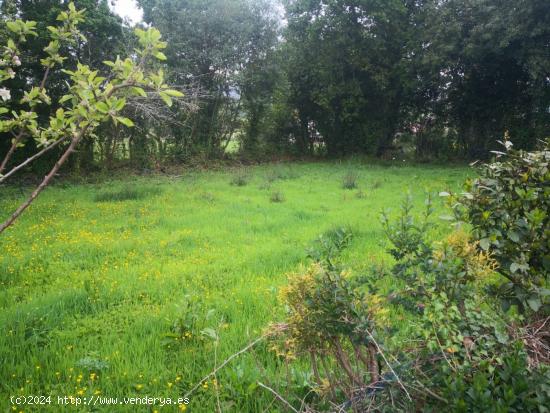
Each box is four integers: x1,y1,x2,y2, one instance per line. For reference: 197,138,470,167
450,139,550,313
342,170,359,189
270,264,387,410
381,193,434,262
268,225,390,409
271,196,547,412
378,198,548,411
306,226,353,268
441,346,550,412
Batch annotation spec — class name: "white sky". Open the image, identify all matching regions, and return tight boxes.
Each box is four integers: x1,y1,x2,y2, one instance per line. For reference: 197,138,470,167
109,0,284,27
110,0,143,25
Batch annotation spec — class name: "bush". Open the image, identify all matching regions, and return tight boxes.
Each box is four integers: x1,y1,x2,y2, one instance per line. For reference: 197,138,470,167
379,198,547,411
441,346,550,412
271,196,548,412
270,231,387,411
450,139,550,313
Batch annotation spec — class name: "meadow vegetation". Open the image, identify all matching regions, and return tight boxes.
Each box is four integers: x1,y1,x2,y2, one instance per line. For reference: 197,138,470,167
0,161,471,411
0,0,548,411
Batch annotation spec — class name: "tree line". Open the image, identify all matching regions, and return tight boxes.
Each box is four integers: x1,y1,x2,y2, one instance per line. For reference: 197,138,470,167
1,0,549,173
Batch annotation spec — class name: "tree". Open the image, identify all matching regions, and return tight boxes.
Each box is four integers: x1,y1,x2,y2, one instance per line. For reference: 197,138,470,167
414,0,550,158
137,0,280,158
279,0,549,158
0,2,183,234
0,0,128,171
282,0,416,156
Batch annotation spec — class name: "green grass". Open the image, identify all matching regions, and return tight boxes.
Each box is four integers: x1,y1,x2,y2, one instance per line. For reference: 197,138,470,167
0,160,471,412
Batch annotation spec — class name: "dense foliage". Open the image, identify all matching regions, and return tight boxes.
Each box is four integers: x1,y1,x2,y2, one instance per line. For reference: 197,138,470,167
272,192,549,411
450,139,550,313
263,0,550,158
0,0,128,171
135,0,279,160
2,0,548,170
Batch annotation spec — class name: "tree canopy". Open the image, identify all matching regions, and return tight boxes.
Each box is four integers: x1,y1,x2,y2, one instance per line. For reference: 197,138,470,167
1,0,548,171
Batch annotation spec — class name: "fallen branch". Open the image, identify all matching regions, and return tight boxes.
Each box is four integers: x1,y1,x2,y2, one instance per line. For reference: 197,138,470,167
258,382,299,413
183,334,268,399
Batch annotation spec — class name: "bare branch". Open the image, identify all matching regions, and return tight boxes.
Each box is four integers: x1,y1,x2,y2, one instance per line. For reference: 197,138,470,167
365,329,412,402
0,130,85,234
258,382,299,413
183,334,268,400
0,135,69,184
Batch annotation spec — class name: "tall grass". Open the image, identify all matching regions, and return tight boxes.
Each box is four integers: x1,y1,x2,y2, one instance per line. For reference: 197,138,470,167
0,162,471,412
94,186,162,202
342,170,359,189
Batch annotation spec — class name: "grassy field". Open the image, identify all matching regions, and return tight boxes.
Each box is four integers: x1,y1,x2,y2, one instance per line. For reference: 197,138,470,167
0,161,471,412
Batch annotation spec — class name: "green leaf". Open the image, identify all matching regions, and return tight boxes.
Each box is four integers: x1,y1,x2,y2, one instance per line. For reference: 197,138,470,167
508,231,519,243
114,98,126,111
116,117,134,127
6,21,20,33
479,238,490,251
247,382,258,394
527,296,542,312
154,51,167,61
59,94,73,104
163,89,184,98
200,328,218,341
159,92,172,107
96,102,109,113
494,329,509,344
131,87,147,97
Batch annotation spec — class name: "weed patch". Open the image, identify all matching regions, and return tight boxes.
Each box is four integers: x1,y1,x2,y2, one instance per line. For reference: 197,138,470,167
94,186,161,202
342,170,359,189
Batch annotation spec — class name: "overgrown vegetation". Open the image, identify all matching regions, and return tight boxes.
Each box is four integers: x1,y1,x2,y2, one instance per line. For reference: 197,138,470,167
449,139,550,314
2,0,548,173
265,147,549,412
0,162,471,412
0,0,548,411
